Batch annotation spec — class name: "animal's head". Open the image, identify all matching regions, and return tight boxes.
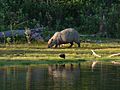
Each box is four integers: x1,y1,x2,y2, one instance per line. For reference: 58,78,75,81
48,38,57,48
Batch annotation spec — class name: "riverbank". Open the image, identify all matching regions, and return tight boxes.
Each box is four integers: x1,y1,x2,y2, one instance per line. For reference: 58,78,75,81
0,40,120,65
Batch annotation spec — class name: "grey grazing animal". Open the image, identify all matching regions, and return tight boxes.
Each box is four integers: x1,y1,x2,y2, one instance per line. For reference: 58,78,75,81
48,28,80,48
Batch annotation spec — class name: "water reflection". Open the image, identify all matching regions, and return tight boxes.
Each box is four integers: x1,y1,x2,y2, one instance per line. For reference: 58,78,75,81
0,62,120,90
48,63,81,90
48,64,79,78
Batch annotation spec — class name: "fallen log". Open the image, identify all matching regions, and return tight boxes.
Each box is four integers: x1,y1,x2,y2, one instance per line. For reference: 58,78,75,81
108,53,120,57
0,28,44,42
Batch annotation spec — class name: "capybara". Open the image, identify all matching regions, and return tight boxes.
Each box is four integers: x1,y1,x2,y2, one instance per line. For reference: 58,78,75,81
48,28,80,48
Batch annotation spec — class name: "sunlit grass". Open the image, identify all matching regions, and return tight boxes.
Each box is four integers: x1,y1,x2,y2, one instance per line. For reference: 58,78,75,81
0,41,120,63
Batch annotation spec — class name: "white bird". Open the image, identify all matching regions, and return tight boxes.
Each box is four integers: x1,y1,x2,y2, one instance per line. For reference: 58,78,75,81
91,50,101,58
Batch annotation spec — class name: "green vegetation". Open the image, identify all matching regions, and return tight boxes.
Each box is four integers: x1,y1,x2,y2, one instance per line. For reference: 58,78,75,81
0,38,120,66
0,0,120,38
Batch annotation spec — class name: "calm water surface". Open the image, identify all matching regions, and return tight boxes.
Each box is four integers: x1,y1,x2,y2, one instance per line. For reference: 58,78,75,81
0,61,120,90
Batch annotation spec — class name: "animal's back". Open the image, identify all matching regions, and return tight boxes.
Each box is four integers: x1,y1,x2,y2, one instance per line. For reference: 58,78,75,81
60,28,80,43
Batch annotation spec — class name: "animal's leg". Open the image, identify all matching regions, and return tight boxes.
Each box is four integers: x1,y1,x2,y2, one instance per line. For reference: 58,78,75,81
75,41,80,48
55,44,58,48
77,42,80,47
69,42,73,48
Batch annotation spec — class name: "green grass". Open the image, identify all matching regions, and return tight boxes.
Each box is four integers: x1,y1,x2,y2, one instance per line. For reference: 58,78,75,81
0,41,120,65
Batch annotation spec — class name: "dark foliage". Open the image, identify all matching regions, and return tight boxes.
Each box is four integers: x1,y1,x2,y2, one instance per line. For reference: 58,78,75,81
0,0,120,38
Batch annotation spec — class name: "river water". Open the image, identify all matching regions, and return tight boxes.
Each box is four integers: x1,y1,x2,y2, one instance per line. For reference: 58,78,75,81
0,61,120,90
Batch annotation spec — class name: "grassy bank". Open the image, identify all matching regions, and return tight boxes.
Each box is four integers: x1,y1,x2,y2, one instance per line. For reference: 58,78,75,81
0,40,120,66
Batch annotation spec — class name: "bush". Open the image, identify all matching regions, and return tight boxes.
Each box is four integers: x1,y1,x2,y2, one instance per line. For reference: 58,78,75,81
0,0,120,38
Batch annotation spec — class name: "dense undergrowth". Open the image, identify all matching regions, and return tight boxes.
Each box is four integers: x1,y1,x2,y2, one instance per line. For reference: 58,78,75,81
0,0,120,38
